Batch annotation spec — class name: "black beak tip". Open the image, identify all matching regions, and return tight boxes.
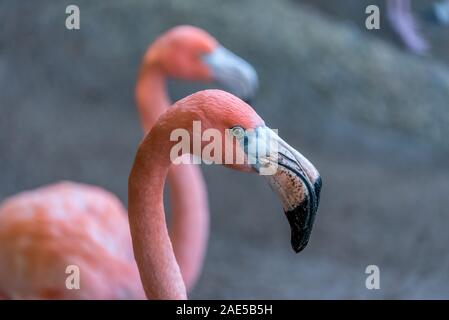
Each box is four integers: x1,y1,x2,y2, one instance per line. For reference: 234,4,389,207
285,198,316,254
291,229,311,253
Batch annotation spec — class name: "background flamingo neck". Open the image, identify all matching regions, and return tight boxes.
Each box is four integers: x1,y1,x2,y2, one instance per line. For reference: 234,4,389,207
135,65,170,134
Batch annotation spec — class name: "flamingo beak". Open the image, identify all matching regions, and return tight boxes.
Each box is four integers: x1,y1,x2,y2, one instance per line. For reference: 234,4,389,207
244,127,322,253
202,46,258,102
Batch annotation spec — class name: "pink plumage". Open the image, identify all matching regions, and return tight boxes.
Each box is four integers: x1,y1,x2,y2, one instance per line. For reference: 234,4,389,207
0,182,145,299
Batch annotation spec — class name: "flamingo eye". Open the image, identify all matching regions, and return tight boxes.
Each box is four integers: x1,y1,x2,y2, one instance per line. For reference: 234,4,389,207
230,126,245,140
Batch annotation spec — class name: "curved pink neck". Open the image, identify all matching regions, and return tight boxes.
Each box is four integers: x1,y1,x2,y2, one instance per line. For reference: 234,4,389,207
135,66,170,133
128,107,197,299
128,134,185,299
135,62,209,292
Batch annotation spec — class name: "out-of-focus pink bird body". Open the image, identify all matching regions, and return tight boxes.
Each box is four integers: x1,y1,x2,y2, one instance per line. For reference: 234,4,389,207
0,182,144,299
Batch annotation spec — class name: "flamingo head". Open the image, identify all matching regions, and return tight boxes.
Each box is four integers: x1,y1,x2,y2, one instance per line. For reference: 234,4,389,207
145,25,258,101
176,90,322,253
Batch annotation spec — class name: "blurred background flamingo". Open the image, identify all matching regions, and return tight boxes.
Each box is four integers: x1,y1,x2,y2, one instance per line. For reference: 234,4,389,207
0,182,144,299
387,0,430,54
136,26,257,291
386,0,449,54
135,25,257,291
299,0,449,55
0,26,257,299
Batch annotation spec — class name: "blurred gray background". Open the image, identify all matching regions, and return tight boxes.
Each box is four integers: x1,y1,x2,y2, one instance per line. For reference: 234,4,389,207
1,0,449,298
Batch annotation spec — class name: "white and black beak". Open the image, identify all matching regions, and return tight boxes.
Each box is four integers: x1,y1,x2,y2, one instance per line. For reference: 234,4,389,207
243,126,322,253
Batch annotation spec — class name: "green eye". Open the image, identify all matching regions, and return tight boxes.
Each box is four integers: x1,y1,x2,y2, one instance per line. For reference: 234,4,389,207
230,126,245,140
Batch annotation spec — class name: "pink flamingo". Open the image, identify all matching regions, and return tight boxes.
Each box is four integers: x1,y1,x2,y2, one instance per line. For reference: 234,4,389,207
128,89,322,299
135,26,257,290
0,182,145,299
0,27,257,299
387,0,429,54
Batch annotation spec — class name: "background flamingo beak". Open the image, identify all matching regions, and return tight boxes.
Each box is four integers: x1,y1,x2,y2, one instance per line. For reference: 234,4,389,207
202,46,258,102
